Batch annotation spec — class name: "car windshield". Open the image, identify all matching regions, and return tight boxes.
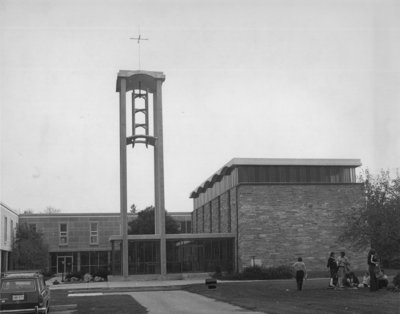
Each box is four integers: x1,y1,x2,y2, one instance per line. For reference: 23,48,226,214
1,279,36,292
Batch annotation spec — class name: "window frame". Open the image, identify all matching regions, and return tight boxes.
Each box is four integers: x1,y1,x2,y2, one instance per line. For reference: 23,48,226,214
89,222,99,245
59,223,68,246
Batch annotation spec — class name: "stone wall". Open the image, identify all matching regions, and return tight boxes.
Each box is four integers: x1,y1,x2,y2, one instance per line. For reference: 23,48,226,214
236,184,367,271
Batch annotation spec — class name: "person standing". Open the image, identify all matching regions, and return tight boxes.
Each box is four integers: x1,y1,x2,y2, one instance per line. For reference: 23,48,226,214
336,251,349,288
293,257,307,291
368,249,379,291
327,252,338,288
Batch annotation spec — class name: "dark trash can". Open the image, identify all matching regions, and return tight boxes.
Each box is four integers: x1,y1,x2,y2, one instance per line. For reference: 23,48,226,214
205,278,217,289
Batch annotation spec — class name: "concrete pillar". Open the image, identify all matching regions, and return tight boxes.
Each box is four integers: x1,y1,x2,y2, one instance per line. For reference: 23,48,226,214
111,241,115,275
77,252,81,272
119,78,129,279
153,79,166,277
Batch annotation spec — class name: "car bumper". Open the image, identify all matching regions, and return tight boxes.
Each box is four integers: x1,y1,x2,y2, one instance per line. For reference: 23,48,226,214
0,305,47,314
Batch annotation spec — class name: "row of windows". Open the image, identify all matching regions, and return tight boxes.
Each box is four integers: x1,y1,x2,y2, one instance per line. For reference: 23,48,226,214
29,222,99,246
238,166,357,184
60,222,99,246
193,191,232,234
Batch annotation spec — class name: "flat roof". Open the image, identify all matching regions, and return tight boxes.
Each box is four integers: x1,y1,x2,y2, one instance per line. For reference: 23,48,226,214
19,212,191,219
190,158,362,197
226,158,362,167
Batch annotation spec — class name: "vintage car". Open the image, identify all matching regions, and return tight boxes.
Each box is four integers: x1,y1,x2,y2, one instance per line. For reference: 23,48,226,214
0,271,50,314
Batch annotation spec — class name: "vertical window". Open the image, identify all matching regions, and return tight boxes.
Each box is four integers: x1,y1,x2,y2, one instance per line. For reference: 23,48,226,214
227,190,232,233
202,206,205,233
59,223,68,245
209,204,212,233
29,224,37,232
4,217,8,242
10,220,14,242
217,196,221,233
90,222,99,244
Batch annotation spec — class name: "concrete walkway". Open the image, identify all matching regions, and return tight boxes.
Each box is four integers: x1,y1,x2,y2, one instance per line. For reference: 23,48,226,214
50,277,266,313
48,277,207,290
121,290,265,314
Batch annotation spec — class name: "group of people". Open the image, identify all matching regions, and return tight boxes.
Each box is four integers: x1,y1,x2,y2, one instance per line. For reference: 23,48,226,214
292,249,389,292
327,249,388,291
327,251,351,288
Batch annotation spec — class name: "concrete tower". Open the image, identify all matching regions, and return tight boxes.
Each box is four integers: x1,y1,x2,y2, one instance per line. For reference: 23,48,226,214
116,70,166,278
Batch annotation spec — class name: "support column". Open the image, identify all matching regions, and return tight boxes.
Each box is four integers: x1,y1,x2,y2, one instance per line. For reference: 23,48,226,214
153,79,166,277
119,78,129,279
77,252,81,272
111,241,115,275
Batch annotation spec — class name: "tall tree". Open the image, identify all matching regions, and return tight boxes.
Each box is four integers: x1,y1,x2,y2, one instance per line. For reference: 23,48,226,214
128,206,180,234
12,223,49,270
340,169,400,267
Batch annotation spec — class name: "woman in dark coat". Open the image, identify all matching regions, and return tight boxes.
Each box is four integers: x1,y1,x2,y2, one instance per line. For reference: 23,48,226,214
327,252,338,287
368,249,379,291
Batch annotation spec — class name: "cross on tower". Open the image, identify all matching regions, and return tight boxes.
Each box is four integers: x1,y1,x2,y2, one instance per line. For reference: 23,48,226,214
130,28,148,70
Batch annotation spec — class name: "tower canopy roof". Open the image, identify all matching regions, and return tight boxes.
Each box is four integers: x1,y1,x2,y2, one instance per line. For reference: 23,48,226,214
116,70,165,93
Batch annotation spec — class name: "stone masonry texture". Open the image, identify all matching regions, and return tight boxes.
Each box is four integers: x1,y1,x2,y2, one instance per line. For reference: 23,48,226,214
237,184,366,272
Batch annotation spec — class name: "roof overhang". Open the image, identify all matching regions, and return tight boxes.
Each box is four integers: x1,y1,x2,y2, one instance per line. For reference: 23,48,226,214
109,233,235,242
189,158,362,198
116,70,165,93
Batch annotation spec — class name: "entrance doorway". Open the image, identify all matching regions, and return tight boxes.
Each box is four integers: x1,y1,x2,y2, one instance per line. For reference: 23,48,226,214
57,256,73,274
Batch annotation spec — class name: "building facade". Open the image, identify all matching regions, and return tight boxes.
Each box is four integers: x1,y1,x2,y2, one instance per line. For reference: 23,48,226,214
0,203,18,272
18,211,192,275
190,158,366,272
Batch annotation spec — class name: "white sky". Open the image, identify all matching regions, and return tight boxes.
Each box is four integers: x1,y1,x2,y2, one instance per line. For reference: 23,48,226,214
1,0,399,214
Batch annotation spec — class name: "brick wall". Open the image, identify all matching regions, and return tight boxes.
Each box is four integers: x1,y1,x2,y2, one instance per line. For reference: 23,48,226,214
19,215,120,252
237,184,367,271
203,203,211,233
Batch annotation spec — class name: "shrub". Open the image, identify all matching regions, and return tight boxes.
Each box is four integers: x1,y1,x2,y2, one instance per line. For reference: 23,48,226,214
41,269,54,281
65,270,85,282
262,265,293,279
242,266,265,279
92,268,109,281
214,265,293,280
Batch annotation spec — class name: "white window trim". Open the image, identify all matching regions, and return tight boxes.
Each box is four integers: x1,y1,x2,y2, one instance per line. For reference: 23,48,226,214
89,222,99,245
59,223,68,246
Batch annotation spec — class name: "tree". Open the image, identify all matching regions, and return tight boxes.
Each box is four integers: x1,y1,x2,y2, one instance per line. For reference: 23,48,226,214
129,204,137,214
12,223,49,271
128,205,180,234
43,206,61,214
340,169,400,267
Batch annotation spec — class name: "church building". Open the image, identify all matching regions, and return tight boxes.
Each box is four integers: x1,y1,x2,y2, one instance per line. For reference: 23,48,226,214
190,158,365,271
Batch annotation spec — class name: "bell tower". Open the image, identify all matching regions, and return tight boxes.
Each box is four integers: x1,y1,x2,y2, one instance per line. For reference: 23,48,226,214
116,70,166,278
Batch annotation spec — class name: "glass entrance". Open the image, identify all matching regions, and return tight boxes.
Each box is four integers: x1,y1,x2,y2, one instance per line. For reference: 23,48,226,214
57,256,73,274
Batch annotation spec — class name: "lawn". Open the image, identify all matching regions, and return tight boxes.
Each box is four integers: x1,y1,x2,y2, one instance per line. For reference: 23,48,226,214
184,278,400,314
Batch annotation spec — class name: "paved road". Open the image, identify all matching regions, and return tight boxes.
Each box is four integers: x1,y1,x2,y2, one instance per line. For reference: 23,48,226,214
119,290,265,314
